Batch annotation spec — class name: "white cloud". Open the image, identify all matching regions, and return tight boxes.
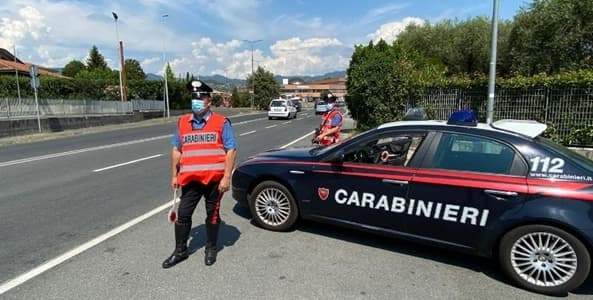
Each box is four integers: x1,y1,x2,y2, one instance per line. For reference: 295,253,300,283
362,3,410,25
166,37,350,78
196,0,262,38
141,56,162,69
0,0,186,68
368,17,425,43
0,6,50,49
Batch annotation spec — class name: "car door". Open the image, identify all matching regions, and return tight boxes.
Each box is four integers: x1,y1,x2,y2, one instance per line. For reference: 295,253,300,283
303,130,430,232
406,132,528,249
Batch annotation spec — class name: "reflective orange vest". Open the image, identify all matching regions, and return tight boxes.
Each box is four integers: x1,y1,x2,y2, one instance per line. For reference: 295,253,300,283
177,113,227,186
320,108,343,146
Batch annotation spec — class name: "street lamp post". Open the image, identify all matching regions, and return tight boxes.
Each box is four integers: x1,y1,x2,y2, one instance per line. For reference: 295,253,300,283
112,12,126,102
486,0,500,124
161,14,170,118
242,39,262,109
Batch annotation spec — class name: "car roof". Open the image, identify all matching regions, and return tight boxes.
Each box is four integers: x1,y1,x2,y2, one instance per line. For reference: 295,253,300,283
377,119,547,139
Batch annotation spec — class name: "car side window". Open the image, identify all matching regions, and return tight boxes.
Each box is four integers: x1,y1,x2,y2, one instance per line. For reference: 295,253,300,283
427,133,518,175
343,133,425,167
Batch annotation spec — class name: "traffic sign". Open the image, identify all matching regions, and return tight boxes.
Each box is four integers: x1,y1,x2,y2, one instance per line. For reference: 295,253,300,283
29,65,40,89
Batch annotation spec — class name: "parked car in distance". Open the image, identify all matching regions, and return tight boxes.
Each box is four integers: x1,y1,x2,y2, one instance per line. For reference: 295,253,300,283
315,101,328,115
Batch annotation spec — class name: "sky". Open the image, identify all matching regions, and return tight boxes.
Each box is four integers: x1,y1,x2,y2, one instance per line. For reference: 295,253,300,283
0,0,529,79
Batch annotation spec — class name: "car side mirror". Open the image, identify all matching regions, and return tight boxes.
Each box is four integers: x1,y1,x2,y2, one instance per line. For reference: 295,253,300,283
328,149,345,163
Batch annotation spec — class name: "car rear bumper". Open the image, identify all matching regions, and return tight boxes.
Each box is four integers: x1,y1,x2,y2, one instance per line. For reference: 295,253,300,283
268,111,290,117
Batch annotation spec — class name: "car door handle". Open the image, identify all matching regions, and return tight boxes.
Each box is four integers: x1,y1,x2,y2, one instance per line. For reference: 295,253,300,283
484,189,518,199
289,170,305,175
382,179,408,185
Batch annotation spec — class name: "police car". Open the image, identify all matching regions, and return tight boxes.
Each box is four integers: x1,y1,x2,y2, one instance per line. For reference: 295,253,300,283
232,111,593,295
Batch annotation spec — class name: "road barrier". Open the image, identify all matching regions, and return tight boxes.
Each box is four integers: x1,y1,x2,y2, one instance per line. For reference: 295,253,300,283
0,98,164,119
412,87,593,143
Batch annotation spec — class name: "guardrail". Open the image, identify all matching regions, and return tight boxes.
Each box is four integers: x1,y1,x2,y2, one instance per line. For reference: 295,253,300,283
0,98,164,119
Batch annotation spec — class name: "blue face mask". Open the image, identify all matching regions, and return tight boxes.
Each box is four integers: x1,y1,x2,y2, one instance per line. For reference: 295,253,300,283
191,99,205,113
327,103,334,110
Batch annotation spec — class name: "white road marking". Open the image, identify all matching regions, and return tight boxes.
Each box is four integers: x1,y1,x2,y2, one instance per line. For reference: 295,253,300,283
265,124,277,129
239,130,257,136
0,127,318,295
0,201,173,295
0,135,172,168
92,154,163,172
281,130,316,148
0,115,272,168
233,117,267,126
282,121,292,125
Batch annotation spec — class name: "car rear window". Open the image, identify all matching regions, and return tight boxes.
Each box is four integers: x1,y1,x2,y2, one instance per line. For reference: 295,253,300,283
536,137,593,174
317,101,325,105
271,101,285,107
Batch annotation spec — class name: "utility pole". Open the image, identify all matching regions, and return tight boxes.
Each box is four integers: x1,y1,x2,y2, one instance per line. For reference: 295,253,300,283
112,12,127,101
13,44,21,109
161,14,170,118
486,0,500,124
242,39,262,109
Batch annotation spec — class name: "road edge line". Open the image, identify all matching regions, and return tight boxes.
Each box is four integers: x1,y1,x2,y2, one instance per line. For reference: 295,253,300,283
281,130,315,148
0,202,172,295
0,127,315,295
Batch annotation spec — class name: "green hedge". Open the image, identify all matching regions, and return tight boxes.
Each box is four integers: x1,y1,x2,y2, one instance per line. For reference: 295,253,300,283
420,69,593,89
0,75,191,109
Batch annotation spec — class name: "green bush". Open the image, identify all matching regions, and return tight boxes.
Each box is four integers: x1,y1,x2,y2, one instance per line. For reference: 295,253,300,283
346,40,443,129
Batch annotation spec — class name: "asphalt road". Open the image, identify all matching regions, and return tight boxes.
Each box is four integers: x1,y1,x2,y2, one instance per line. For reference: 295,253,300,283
1,109,592,299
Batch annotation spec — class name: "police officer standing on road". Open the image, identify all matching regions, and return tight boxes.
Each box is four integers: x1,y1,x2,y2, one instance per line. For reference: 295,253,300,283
314,93,343,146
162,80,237,268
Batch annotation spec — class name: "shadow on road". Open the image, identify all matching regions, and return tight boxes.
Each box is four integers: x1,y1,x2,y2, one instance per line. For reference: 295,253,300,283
187,222,241,255
232,203,592,296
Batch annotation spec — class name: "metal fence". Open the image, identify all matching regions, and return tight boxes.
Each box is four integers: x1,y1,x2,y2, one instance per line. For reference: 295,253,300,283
0,98,164,119
413,87,593,141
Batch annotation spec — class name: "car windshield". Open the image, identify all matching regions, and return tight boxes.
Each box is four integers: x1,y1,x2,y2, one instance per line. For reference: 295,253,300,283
536,137,593,173
317,101,325,105
270,101,285,107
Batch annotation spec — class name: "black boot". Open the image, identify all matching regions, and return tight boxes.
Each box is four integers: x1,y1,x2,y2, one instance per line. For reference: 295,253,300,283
162,222,191,269
204,245,218,266
162,247,189,269
205,222,220,266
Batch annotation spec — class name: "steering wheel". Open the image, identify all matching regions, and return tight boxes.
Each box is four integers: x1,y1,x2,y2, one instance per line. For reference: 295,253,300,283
349,148,372,163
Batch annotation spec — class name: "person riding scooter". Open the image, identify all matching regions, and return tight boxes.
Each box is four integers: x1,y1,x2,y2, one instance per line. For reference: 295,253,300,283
313,93,343,146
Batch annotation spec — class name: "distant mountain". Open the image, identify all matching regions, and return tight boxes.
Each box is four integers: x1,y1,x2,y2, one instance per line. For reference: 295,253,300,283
146,73,163,81
274,70,346,84
198,75,246,90
144,70,346,91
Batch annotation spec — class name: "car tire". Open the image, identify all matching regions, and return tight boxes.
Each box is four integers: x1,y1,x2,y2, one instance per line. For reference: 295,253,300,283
499,225,590,295
268,117,273,120
249,181,298,231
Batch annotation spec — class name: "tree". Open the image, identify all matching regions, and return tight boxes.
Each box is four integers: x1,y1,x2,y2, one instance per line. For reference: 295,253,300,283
124,59,146,81
346,40,436,129
165,63,175,83
396,17,512,76
212,94,223,107
86,45,108,70
506,0,593,75
62,60,86,77
246,67,280,110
